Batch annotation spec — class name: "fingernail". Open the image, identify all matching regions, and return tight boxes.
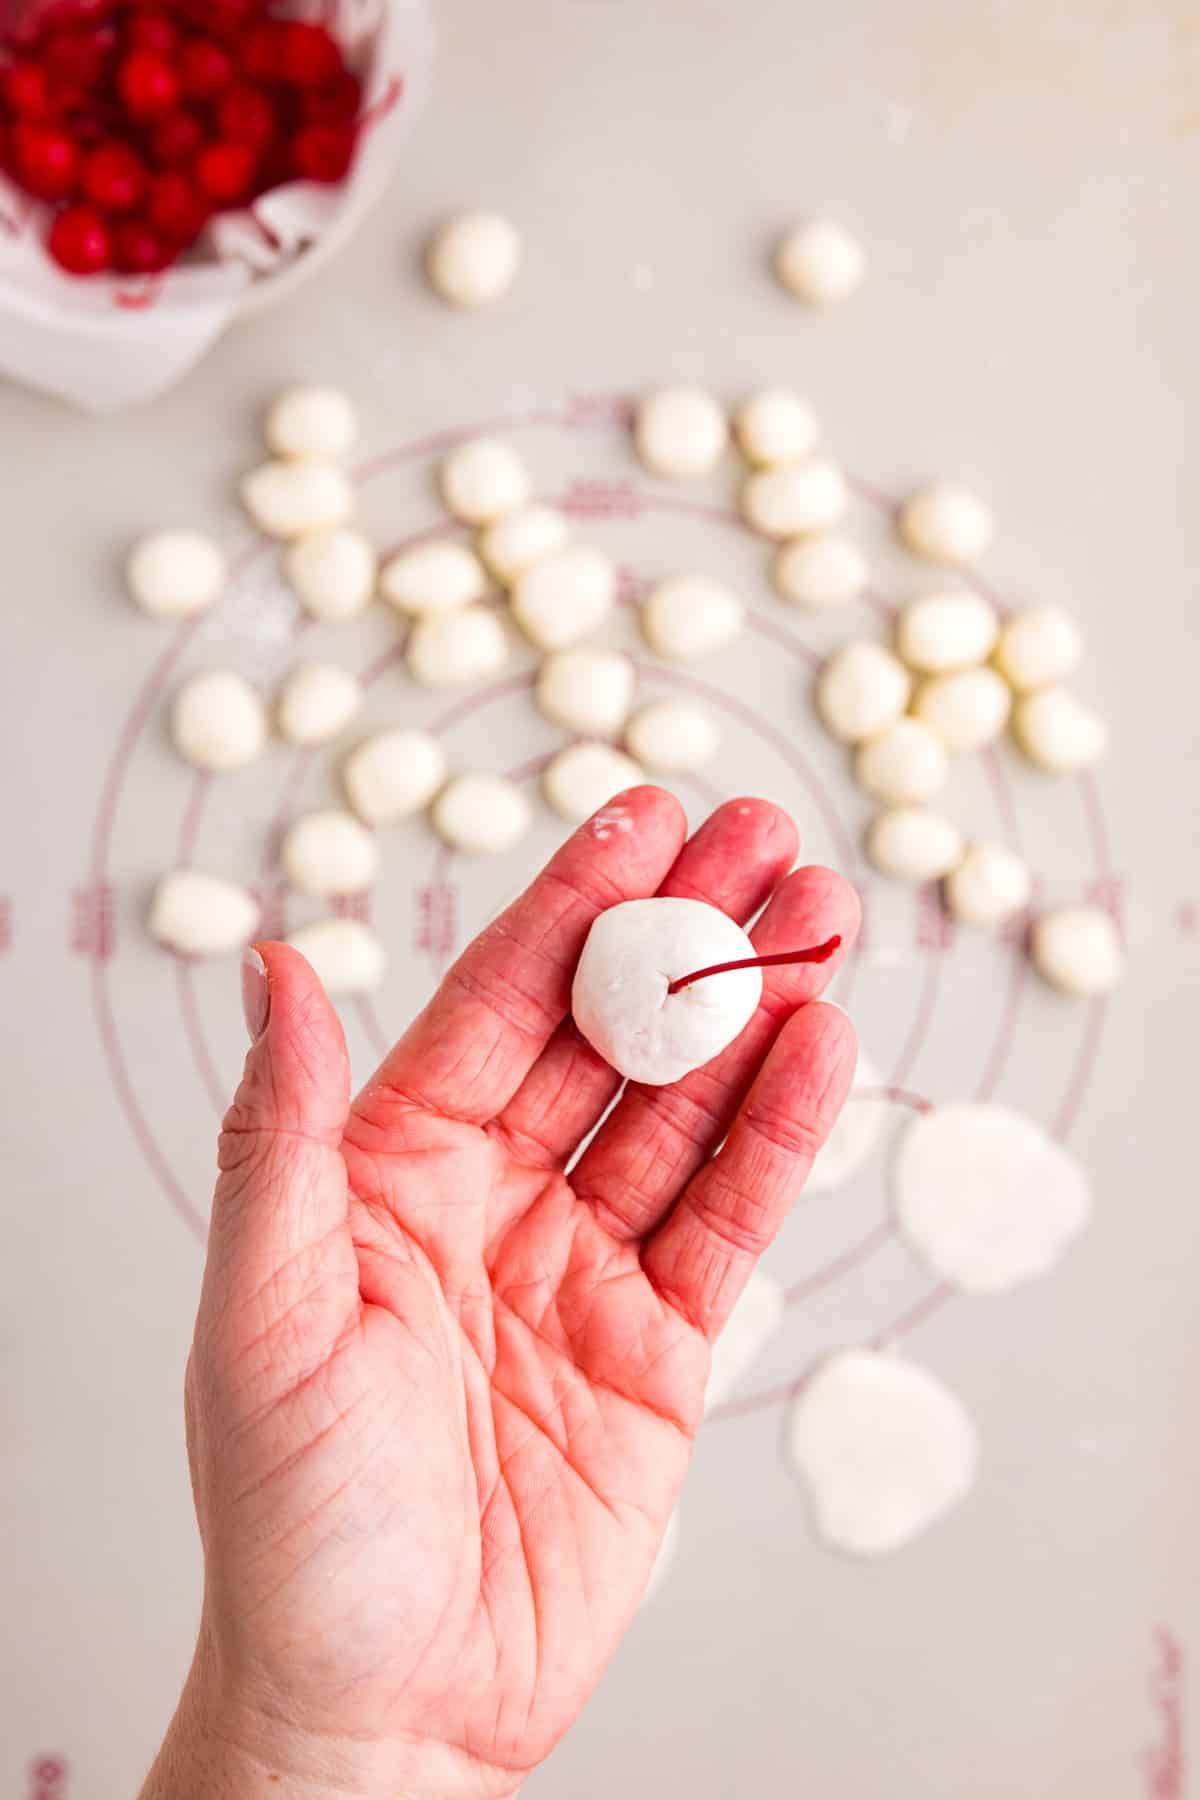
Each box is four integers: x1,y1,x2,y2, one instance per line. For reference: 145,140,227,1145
241,946,269,1042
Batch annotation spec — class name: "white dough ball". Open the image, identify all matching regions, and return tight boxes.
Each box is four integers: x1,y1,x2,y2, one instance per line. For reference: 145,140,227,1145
572,896,762,1085
896,590,998,673
478,505,569,586
854,717,949,805
912,666,1011,751
171,670,267,771
642,574,745,660
773,533,867,609
704,1270,784,1412
816,641,911,744
785,1349,977,1556
381,541,488,616
898,482,994,565
427,209,520,307
733,387,819,466
536,646,635,737
512,546,617,650
1012,687,1107,774
895,1103,1090,1294
432,773,532,855
407,604,508,687
276,661,362,747
774,217,867,306
241,460,355,540
866,807,964,884
741,457,849,539
634,386,728,479
287,917,386,995
944,843,1032,927
281,809,379,898
1031,905,1123,997
286,529,377,622
343,728,446,826
544,742,643,822
265,386,356,461
994,604,1083,692
804,1053,886,1194
440,437,531,524
625,698,719,773
127,529,225,619
148,869,259,957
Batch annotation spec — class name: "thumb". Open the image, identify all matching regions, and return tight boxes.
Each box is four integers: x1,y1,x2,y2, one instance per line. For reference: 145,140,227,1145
205,942,354,1319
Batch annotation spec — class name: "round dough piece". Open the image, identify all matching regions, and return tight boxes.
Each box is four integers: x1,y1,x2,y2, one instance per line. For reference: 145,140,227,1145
281,809,379,898
171,670,267,771
785,1349,977,1556
774,217,867,306
572,896,763,1086
427,209,520,307
432,773,532,855
944,843,1032,927
805,1053,886,1194
241,460,355,539
536,646,635,737
440,438,531,524
866,807,964,884
381,541,488,616
898,482,994,565
1030,905,1123,997
855,717,948,805
742,457,849,539
265,386,356,461
478,505,569,586
286,529,377,622
407,605,508,687
994,604,1083,693
816,642,911,745
544,742,643,822
642,574,744,660
1012,687,1107,774
625,698,719,773
148,869,259,957
634,386,729,480
643,1508,680,1604
895,1102,1091,1294
733,387,819,466
276,661,363,747
343,728,446,826
912,666,1011,751
512,546,617,650
287,917,386,995
896,590,998,674
773,533,867,609
704,1270,784,1414
127,529,226,619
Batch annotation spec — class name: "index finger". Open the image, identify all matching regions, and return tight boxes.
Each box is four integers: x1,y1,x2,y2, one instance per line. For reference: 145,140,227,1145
355,786,688,1128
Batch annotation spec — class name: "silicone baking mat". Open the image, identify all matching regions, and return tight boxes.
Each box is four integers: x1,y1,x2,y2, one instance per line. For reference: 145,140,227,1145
2,2,1197,1795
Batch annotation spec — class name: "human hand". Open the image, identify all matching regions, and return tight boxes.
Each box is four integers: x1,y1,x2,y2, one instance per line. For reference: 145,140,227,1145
142,789,859,1799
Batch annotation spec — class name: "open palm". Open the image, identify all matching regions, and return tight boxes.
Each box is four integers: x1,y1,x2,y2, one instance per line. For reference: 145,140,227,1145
185,788,858,1799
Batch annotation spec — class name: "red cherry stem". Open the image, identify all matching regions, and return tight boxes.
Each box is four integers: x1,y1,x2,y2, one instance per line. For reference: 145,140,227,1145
666,934,842,996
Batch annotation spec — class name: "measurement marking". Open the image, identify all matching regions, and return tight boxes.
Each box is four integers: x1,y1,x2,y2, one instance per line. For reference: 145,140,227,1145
783,1218,894,1308
870,1282,953,1348
71,884,114,960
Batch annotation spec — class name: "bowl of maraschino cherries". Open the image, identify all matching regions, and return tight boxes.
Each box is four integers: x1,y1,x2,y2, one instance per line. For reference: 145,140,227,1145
0,0,378,279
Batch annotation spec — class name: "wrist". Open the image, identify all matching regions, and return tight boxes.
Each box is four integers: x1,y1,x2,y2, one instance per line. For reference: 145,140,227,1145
140,1646,522,1800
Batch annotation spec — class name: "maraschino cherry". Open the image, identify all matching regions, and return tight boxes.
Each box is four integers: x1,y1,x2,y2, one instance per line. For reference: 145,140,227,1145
1,0,367,280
